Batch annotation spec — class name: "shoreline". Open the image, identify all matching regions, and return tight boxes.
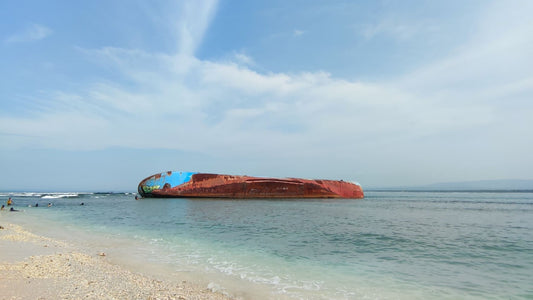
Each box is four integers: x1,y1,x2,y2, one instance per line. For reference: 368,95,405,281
0,222,232,300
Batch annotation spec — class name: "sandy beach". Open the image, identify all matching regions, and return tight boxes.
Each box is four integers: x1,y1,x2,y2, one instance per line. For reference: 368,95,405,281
0,222,232,300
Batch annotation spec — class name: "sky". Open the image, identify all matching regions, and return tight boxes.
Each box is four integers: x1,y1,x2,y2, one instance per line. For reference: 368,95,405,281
1,0,532,191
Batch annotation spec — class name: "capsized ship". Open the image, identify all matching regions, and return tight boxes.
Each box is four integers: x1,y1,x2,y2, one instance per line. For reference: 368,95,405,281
138,171,364,199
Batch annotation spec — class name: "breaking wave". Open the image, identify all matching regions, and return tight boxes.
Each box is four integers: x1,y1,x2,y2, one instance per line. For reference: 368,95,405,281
0,192,134,199
41,193,81,199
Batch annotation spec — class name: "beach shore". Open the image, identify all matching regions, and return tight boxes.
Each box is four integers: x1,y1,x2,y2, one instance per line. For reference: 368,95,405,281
0,222,232,300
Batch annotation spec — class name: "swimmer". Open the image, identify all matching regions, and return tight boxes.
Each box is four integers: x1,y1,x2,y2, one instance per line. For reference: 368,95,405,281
10,207,19,212
7,197,13,206
47,203,52,207
1,205,4,210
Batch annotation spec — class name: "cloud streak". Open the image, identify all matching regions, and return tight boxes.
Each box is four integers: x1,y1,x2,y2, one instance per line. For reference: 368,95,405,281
4,23,53,44
176,0,218,55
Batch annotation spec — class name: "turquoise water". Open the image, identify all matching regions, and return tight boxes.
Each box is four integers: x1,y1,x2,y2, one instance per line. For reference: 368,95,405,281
2,191,532,299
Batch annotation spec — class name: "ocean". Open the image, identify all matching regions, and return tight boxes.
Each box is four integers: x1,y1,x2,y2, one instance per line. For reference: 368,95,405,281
2,191,532,299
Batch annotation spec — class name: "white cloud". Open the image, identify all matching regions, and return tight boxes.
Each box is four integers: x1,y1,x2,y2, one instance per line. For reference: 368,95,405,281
232,52,255,66
0,48,495,159
400,0,533,103
359,18,433,40
293,29,305,37
5,23,53,44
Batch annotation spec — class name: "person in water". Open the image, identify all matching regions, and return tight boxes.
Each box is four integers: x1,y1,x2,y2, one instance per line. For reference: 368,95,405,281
9,207,19,212
35,203,39,207
47,203,52,207
1,205,4,210
7,197,13,206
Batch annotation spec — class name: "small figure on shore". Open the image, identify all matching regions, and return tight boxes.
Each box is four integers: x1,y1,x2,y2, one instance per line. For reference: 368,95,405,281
47,203,52,207
1,205,4,210
7,197,13,206
9,207,19,212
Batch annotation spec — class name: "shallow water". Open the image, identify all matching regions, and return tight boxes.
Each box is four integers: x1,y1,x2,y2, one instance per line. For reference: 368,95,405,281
2,191,532,299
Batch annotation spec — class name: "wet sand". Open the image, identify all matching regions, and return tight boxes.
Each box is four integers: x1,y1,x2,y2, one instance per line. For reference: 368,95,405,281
0,223,232,300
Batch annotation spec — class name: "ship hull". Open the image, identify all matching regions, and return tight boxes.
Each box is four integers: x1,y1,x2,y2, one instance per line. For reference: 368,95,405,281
138,172,364,199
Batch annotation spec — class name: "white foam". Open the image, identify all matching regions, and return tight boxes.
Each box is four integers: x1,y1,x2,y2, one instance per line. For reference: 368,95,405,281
41,193,79,199
3,192,43,197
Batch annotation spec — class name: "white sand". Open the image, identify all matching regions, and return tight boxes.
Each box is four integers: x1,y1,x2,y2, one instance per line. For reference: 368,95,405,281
0,223,232,300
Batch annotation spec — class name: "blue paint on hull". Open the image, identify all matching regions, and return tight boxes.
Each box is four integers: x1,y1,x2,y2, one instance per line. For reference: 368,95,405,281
138,171,197,195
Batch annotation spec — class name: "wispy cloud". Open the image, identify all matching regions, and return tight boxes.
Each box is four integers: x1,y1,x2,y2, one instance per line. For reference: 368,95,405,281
293,29,305,37
0,45,503,167
176,0,218,55
359,18,437,40
4,23,53,44
401,0,533,94
233,52,255,66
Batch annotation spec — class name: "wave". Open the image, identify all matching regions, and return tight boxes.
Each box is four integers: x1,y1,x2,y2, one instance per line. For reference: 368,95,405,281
1,192,135,199
41,193,81,199
0,192,45,197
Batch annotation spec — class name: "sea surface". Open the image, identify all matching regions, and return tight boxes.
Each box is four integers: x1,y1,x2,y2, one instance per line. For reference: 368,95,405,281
1,191,532,299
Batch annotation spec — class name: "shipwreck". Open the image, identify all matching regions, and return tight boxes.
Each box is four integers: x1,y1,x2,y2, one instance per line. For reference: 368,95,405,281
138,171,364,199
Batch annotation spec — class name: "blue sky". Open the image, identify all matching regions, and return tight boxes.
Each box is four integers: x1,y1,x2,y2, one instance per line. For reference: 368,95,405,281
1,0,532,191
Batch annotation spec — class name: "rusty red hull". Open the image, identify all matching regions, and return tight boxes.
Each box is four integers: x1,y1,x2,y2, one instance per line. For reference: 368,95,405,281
138,172,364,199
